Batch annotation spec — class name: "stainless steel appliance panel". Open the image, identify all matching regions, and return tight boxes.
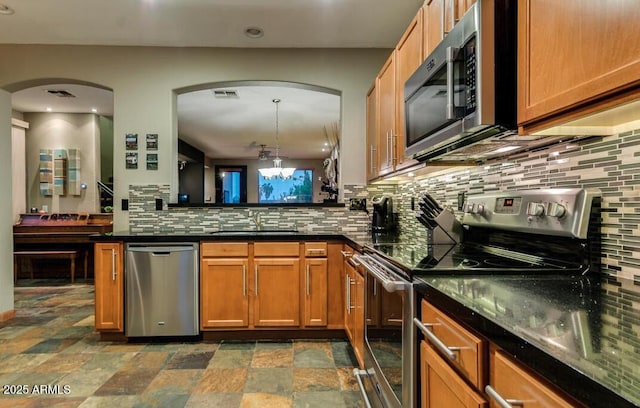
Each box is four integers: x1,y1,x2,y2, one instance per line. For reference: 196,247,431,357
354,253,415,408
125,243,199,337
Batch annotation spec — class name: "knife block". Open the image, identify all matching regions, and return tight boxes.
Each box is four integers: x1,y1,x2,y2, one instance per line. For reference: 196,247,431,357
423,210,463,245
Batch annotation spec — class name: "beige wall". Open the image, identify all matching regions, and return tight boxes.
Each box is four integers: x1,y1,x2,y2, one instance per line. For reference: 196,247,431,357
0,45,390,230
24,112,101,213
1,90,14,315
12,120,28,222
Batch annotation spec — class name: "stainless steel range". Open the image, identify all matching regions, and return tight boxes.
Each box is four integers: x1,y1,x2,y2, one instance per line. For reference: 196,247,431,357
353,188,601,407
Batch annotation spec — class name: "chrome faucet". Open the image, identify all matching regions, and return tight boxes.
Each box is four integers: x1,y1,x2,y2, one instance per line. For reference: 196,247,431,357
252,211,262,230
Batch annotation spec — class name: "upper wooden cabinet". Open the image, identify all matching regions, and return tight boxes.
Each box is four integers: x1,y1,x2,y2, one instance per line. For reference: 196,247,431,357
518,0,640,132
377,52,397,177
395,8,423,171
366,84,379,180
423,0,476,57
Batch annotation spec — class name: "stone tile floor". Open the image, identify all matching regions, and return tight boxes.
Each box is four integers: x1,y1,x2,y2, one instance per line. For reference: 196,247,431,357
0,282,364,407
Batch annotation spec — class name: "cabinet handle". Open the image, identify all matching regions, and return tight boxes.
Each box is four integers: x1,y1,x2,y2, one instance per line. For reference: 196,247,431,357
485,385,523,408
391,131,397,166
306,264,311,296
370,144,375,172
413,317,460,360
242,264,247,297
111,249,116,281
373,280,377,297
255,265,259,296
345,275,351,314
341,250,352,258
387,131,392,166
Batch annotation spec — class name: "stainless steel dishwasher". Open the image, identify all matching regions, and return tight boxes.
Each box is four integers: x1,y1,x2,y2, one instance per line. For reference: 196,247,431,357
125,243,199,337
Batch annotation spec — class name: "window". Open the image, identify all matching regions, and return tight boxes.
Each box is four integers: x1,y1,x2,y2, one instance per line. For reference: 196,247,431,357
258,169,313,204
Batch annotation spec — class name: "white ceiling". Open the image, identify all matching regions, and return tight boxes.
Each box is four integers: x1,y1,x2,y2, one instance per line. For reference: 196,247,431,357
5,0,423,160
0,0,423,48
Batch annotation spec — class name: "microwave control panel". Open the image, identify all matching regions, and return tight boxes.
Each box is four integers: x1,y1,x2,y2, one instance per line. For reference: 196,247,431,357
465,36,477,114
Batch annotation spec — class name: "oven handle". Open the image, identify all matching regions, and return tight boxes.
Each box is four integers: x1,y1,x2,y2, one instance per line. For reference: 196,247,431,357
353,255,406,292
353,368,374,408
413,317,457,361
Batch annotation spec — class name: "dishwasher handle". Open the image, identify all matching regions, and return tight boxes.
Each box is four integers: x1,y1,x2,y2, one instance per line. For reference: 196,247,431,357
127,245,195,254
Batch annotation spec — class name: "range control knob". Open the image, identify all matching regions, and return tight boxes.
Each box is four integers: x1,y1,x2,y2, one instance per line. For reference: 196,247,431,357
526,202,546,217
465,203,475,213
548,202,567,218
476,204,486,215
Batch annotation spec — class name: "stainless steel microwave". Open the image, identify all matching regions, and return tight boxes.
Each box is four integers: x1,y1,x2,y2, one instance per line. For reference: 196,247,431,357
404,0,518,162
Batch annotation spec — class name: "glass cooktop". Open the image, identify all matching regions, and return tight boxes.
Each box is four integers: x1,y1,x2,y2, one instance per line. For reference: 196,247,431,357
367,242,584,276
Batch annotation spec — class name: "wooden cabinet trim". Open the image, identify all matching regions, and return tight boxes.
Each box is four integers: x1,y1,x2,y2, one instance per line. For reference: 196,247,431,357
254,242,300,257
201,242,249,257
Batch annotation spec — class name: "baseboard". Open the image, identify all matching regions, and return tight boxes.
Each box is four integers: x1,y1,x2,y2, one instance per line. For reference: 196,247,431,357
0,309,16,322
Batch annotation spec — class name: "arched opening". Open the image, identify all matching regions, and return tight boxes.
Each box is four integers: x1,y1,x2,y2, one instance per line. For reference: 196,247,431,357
175,80,342,204
7,78,114,287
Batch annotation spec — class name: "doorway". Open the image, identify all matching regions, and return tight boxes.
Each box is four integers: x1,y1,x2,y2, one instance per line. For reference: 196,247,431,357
215,166,248,204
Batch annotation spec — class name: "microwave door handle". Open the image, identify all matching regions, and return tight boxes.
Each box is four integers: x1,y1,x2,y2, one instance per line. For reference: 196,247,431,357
446,46,458,120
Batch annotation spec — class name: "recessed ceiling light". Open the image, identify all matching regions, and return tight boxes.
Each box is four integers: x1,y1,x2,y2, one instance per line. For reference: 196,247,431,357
91,108,98,113
244,27,264,39
46,107,52,112
0,4,15,15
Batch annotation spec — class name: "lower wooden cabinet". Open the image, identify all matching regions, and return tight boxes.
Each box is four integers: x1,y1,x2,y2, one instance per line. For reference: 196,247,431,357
304,257,328,327
343,246,365,367
487,349,581,408
419,298,583,408
253,257,300,327
200,257,250,329
200,241,338,331
94,242,123,331
420,341,487,408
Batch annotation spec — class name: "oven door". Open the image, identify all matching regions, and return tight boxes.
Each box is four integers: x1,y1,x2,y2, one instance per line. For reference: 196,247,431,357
353,254,414,408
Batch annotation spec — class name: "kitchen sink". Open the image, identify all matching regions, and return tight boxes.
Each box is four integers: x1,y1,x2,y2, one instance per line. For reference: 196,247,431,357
210,229,299,235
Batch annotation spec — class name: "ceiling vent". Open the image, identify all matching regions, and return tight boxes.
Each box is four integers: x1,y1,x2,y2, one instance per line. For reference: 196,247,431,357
46,89,76,98
212,90,238,98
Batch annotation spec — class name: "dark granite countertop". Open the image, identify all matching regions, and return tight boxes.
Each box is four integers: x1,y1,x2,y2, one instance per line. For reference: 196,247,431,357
90,230,378,252
414,274,639,407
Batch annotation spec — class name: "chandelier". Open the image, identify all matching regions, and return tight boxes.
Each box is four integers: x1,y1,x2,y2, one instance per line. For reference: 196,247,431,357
258,98,296,179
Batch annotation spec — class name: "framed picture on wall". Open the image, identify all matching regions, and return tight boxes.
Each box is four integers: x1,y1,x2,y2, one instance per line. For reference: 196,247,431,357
126,152,138,169
125,133,138,150
146,133,158,150
146,153,158,170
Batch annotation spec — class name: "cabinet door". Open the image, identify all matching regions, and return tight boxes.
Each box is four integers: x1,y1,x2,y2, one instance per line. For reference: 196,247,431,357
488,350,577,408
518,0,640,129
304,258,328,327
395,9,423,170
253,258,300,327
94,242,123,331
200,258,249,329
423,0,443,57
377,52,396,176
366,83,379,181
421,341,487,408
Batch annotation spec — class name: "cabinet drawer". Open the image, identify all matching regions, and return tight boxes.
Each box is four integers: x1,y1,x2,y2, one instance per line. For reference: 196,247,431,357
254,242,300,257
201,242,249,257
304,242,327,257
421,299,486,388
489,349,579,408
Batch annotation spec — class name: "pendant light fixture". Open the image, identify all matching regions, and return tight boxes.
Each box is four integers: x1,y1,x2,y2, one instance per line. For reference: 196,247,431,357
259,98,296,179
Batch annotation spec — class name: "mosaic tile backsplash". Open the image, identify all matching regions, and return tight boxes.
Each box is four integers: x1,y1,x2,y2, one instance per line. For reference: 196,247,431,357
128,128,640,279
